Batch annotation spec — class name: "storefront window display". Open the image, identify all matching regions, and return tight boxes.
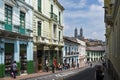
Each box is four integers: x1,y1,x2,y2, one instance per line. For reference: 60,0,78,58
20,44,27,74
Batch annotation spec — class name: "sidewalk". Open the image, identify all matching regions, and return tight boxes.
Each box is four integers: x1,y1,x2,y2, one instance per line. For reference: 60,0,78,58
0,66,88,80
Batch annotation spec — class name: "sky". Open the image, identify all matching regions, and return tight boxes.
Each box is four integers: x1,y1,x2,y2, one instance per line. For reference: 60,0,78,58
58,0,105,41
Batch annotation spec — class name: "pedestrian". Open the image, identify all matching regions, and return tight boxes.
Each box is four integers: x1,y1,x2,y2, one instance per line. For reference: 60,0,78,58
77,63,79,69
45,59,49,72
90,62,92,67
11,61,18,78
95,65,104,80
58,63,62,71
53,57,58,71
45,63,49,72
51,63,55,73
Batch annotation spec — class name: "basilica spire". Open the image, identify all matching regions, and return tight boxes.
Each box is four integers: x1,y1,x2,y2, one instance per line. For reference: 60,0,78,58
74,28,78,38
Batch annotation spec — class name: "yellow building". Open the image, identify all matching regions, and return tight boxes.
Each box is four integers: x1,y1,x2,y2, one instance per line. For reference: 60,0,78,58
104,0,120,80
32,0,64,72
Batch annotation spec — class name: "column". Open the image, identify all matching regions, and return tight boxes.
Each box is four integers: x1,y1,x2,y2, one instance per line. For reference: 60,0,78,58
14,40,20,62
27,41,34,74
33,45,38,72
57,49,59,63
42,46,45,71
0,39,5,77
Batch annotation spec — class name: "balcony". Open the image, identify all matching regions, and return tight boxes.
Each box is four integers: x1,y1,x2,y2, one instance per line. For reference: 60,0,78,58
50,13,57,21
36,36,50,45
105,14,113,26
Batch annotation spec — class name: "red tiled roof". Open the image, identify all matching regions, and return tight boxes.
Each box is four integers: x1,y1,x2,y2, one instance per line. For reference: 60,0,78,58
86,46,106,51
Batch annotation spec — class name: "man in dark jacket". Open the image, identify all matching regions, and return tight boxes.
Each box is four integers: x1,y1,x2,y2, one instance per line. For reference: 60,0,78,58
95,65,104,80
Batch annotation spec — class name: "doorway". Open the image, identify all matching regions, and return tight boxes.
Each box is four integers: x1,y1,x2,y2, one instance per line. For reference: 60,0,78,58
20,44,27,74
4,43,14,76
37,50,43,71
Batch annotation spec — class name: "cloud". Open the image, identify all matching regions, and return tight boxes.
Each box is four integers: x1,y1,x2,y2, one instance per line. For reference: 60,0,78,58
98,0,104,3
59,0,87,9
64,4,104,21
59,0,105,40
90,4,103,11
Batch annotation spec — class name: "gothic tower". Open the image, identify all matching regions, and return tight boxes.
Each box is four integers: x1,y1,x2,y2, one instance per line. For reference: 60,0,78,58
79,27,84,40
80,27,83,38
74,28,78,38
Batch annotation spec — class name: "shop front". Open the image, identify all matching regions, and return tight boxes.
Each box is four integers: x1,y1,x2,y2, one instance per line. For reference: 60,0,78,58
0,36,34,78
20,44,27,74
4,43,14,76
37,50,43,71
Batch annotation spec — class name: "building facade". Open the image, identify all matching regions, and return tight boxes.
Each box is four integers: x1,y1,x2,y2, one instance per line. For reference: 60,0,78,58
0,0,33,77
86,46,105,62
32,0,64,72
76,39,86,68
63,37,86,68
104,0,120,80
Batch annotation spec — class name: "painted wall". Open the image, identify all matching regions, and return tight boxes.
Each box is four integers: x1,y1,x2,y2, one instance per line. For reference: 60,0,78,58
32,0,64,45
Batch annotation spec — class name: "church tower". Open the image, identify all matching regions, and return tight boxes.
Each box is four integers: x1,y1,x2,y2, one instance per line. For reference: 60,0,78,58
79,27,84,40
74,28,78,38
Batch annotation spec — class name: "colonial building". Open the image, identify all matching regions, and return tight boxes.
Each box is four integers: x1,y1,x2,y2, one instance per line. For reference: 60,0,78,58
76,39,86,68
85,39,105,47
0,0,33,77
32,0,64,72
104,0,120,80
86,46,105,62
63,36,86,68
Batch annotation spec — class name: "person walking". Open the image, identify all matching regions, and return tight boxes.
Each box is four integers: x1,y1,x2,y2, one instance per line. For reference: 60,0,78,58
11,61,18,78
90,62,92,67
45,59,49,72
77,63,79,69
53,57,58,71
95,65,104,80
51,63,55,73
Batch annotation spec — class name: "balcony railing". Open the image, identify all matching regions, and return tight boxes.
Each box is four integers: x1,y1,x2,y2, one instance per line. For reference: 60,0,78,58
50,13,57,21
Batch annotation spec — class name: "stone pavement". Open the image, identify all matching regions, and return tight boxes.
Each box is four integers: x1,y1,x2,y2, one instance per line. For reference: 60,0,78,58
0,66,87,80
0,63,113,80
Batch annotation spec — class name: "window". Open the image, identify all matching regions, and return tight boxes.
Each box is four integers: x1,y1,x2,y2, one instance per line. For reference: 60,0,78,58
53,24,56,38
20,11,25,28
38,0,41,12
38,21,41,36
59,11,61,24
69,46,70,54
51,5,53,18
51,4,53,13
5,4,12,25
87,52,89,56
59,31,61,42
65,46,67,55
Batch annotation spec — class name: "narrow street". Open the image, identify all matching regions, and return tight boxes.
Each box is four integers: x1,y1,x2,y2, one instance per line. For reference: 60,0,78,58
22,66,90,80
64,67,95,80
22,63,99,80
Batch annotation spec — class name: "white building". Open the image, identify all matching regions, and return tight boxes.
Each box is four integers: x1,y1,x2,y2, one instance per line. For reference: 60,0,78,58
32,0,64,72
0,0,33,77
76,39,86,68
63,37,86,68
